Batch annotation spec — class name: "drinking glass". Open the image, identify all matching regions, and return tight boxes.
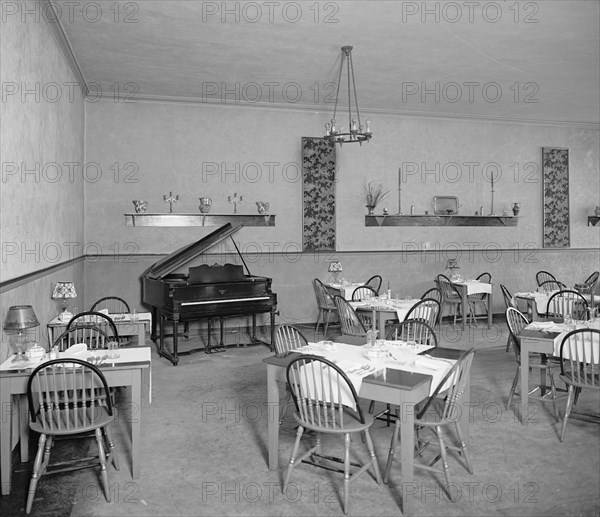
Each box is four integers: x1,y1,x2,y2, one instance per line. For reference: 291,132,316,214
107,341,120,359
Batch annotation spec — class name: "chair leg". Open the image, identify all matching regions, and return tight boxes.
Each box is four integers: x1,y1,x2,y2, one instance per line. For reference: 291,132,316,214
324,310,331,337
342,433,351,515
384,415,400,484
315,310,322,334
560,385,575,442
435,426,453,499
548,369,560,422
507,366,520,410
454,422,473,474
363,429,382,484
283,425,304,490
26,433,50,514
95,428,111,502
103,425,120,471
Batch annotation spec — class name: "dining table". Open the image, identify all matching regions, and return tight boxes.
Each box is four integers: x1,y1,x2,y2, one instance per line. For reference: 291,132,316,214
0,346,152,495
350,298,422,335
451,279,493,330
324,281,367,300
516,319,600,424
47,311,152,347
263,339,469,516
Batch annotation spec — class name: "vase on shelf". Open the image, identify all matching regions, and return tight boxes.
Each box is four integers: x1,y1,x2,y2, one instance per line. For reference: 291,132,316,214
199,197,212,213
595,206,600,217
366,205,375,215
132,200,148,213
256,201,270,214
512,202,521,216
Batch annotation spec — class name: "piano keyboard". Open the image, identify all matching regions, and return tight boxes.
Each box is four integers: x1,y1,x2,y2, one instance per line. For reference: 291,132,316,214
181,296,271,306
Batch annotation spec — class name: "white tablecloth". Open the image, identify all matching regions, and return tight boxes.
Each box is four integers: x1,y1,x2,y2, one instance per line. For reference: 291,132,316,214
295,341,451,403
454,280,492,296
326,283,367,300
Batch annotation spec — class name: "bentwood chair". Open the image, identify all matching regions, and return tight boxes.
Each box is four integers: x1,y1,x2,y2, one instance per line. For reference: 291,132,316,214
505,307,560,421
574,271,599,311
536,270,558,287
25,359,119,514
283,355,382,514
67,311,119,342
312,279,338,337
500,284,517,351
538,279,567,293
351,285,378,329
467,272,491,325
365,275,382,295
546,290,589,320
436,274,471,327
334,296,368,337
369,320,439,424
53,324,110,351
273,325,309,425
404,298,440,327
351,285,378,302
386,319,438,348
559,329,600,441
420,287,442,305
384,349,476,499
91,296,131,315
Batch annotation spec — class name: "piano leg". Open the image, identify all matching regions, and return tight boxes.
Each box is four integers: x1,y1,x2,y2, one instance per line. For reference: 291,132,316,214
158,313,180,366
151,307,158,343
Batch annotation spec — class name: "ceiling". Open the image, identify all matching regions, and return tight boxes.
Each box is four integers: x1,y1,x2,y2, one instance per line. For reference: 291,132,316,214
53,0,600,125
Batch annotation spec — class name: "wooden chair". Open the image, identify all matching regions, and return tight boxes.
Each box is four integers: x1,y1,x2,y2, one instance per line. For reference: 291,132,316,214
273,325,309,425
536,270,558,287
365,275,382,295
404,298,440,327
574,271,599,311
420,287,442,305
436,274,470,327
25,358,119,514
538,279,567,293
546,290,589,320
53,324,110,351
351,285,378,301
333,296,368,337
384,349,476,499
283,355,382,514
386,319,438,348
90,296,131,315
67,311,119,342
558,329,600,441
505,307,560,421
467,272,491,325
500,284,517,351
369,320,439,424
312,278,337,337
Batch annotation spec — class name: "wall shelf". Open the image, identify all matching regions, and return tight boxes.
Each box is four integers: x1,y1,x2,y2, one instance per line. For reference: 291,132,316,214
365,214,518,227
588,216,600,227
125,213,275,227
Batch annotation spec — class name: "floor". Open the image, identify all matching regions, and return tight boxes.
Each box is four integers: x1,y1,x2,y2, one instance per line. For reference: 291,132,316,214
2,317,599,517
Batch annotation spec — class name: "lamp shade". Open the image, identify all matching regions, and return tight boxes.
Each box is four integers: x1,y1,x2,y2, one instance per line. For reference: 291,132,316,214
328,261,343,273
51,282,77,299
3,305,40,331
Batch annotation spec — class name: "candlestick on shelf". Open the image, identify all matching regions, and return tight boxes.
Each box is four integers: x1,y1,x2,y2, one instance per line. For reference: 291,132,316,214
397,167,403,215
228,193,243,214
163,192,180,213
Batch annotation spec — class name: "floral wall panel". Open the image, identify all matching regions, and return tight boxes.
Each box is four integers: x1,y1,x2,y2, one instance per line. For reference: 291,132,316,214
302,137,336,251
542,147,570,248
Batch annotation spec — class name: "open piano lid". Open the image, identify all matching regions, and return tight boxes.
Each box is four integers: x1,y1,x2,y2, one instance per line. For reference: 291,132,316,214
143,223,244,280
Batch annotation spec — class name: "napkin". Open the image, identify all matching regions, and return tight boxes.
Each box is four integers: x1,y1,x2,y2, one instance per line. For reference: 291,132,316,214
64,343,87,355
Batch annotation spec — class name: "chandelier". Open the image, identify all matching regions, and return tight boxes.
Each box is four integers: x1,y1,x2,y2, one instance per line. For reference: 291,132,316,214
324,45,372,146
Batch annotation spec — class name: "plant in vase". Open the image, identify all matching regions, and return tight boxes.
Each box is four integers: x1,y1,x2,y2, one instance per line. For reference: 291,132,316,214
363,180,390,215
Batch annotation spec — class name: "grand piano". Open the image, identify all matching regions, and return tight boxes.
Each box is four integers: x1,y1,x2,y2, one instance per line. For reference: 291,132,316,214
142,223,277,365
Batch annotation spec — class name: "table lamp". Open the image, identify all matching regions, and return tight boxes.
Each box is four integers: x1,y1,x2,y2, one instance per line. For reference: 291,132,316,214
328,260,344,284
51,281,77,322
3,305,40,362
